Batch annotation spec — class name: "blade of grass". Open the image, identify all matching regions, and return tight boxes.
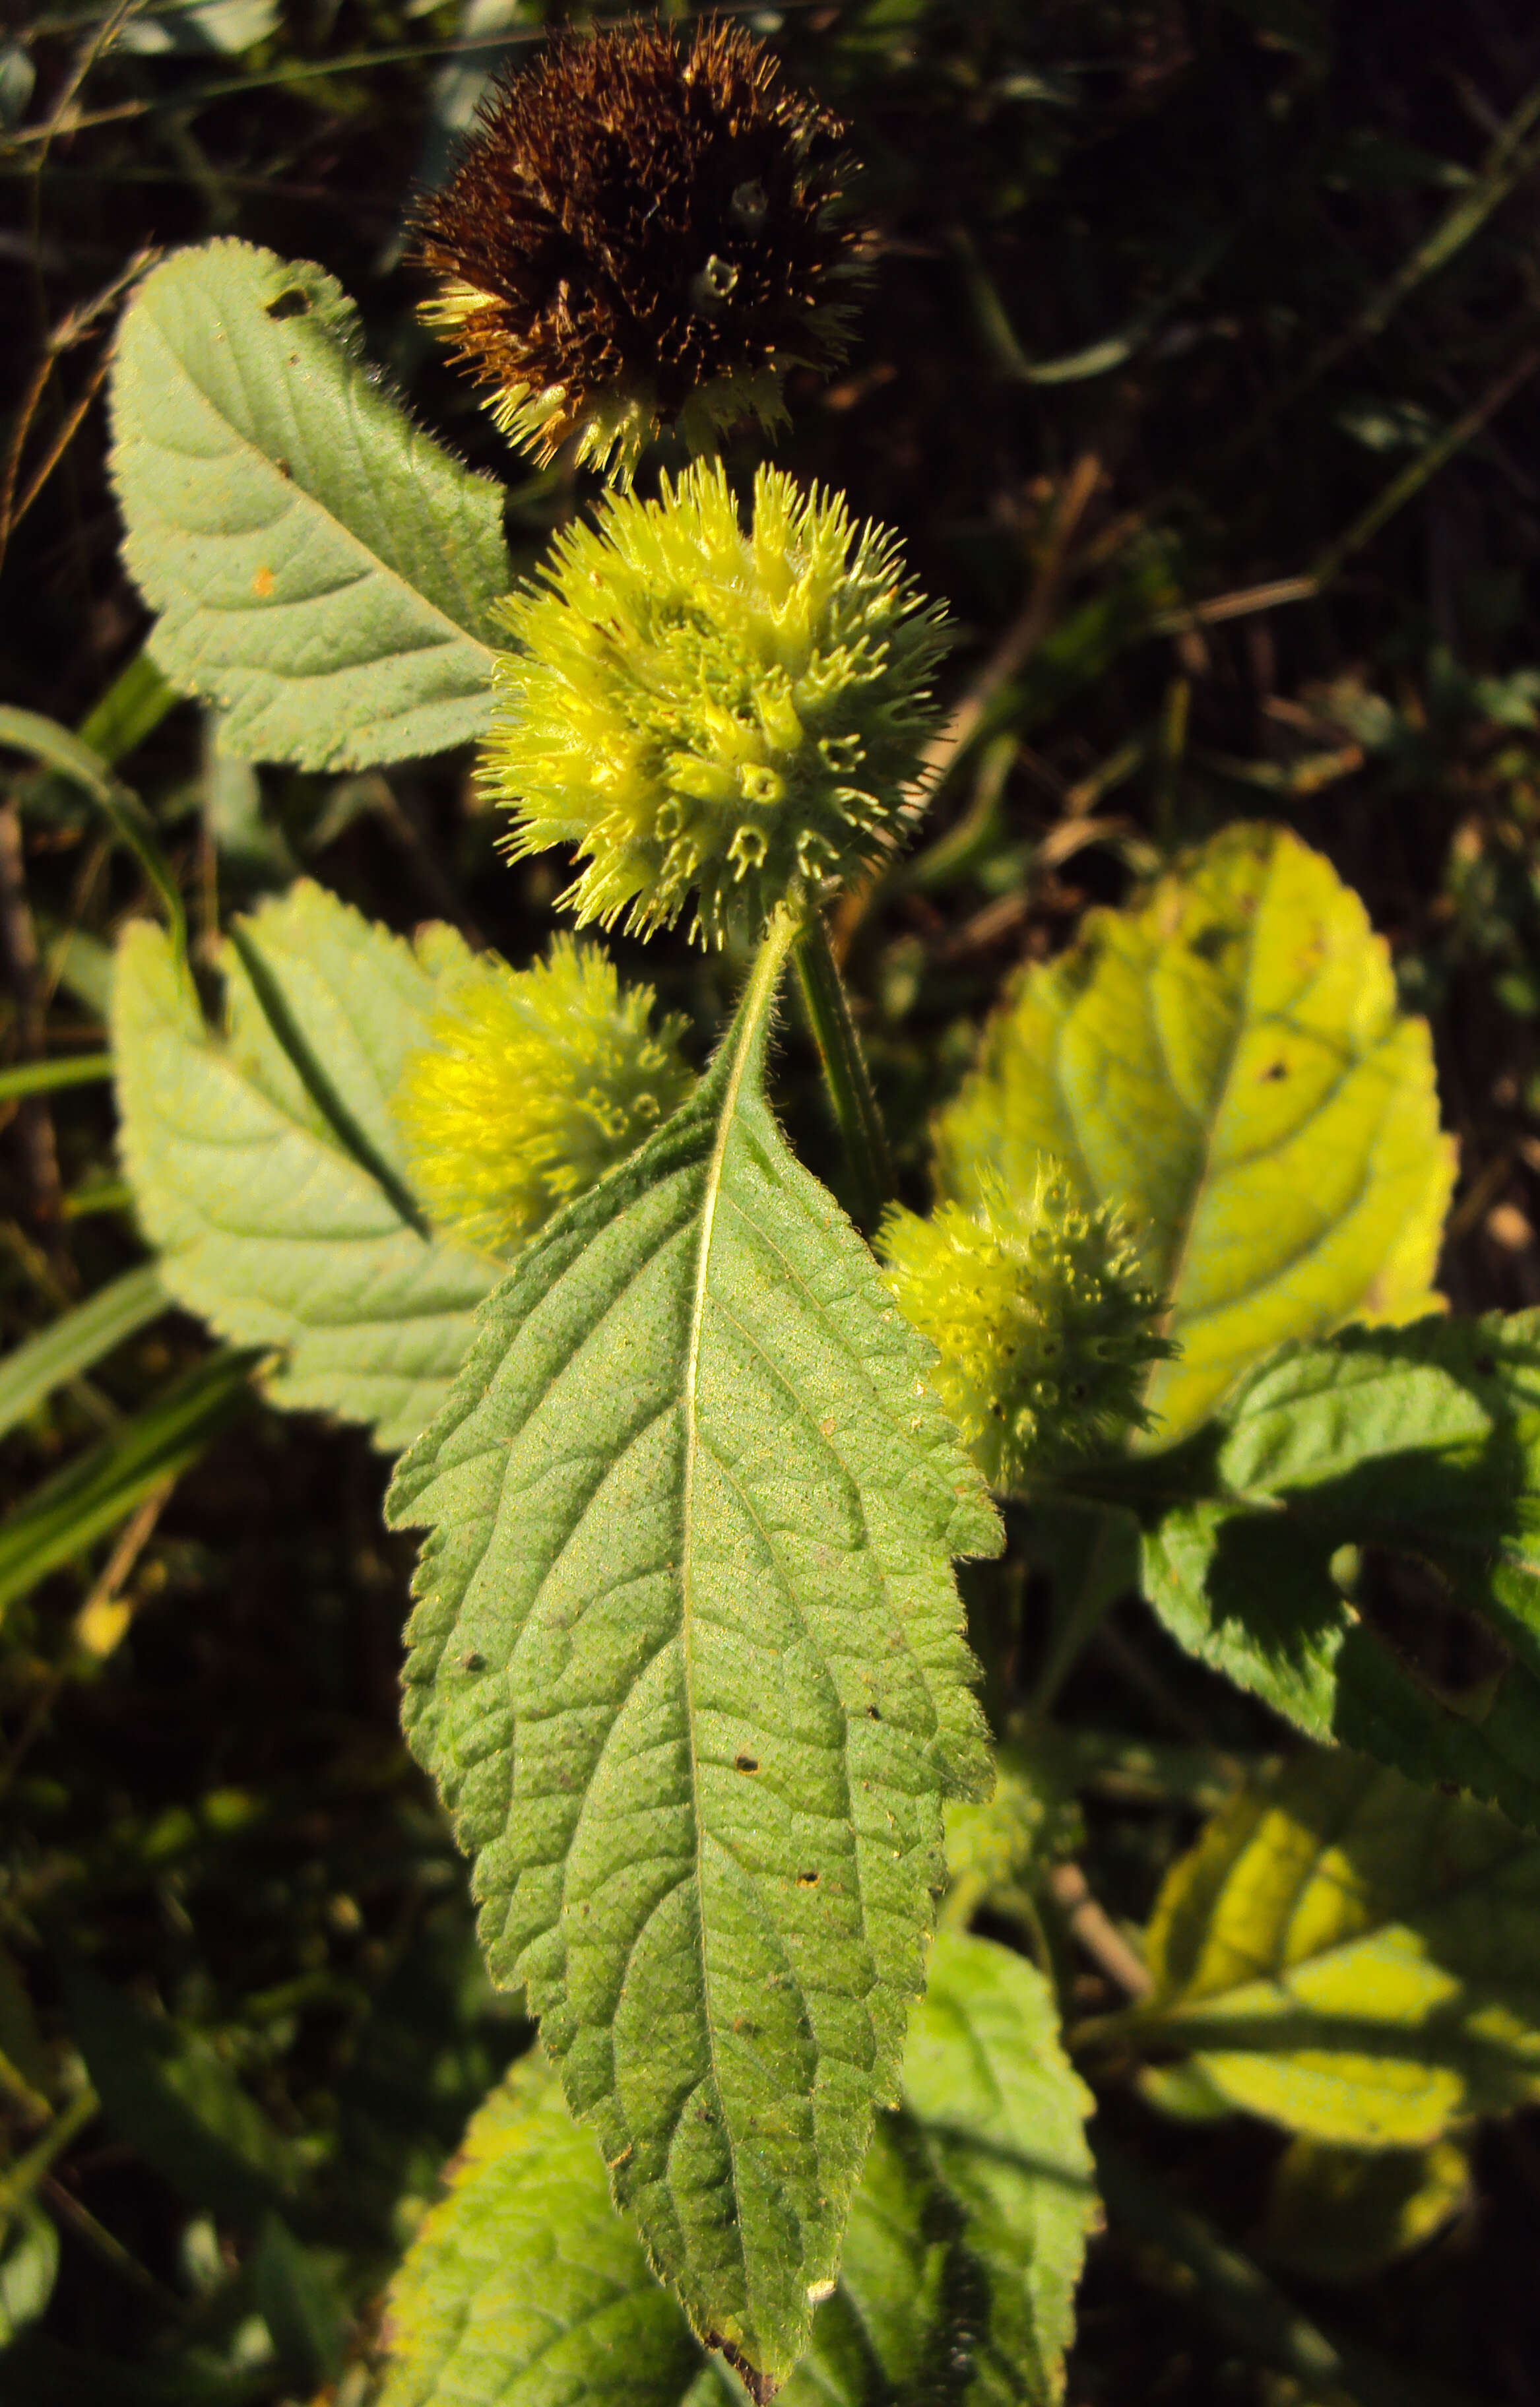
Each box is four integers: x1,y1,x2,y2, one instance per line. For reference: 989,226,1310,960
77,650,175,769
0,1264,166,1441
0,1347,257,1617
0,1054,112,1104
0,707,185,971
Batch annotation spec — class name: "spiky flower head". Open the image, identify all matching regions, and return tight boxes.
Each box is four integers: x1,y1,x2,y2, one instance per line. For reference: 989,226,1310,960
393,937,691,1256
414,19,861,484
880,1166,1173,1491
482,459,947,948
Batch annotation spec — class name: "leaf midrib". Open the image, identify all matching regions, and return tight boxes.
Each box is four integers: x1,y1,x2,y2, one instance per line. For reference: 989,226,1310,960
677,907,804,2327
1138,842,1274,1334
133,289,498,666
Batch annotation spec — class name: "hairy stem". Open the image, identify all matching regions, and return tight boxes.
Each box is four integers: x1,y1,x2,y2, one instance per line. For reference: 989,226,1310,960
793,910,894,1236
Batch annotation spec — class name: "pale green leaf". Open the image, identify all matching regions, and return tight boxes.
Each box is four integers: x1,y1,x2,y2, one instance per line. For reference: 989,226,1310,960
385,916,1001,2387
1141,1749,1540,2144
1137,1313,1540,1827
379,1935,1095,2407
112,881,497,1453
1259,2135,1469,2284
934,822,1454,1442
110,241,510,770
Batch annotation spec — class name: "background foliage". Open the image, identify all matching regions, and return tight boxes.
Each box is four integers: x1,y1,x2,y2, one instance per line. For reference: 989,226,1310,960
8,0,1540,2400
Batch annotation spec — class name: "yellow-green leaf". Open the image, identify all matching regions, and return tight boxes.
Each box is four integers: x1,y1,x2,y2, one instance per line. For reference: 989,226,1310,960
1141,1749,1540,2145
1259,2135,1469,2284
934,823,1454,1441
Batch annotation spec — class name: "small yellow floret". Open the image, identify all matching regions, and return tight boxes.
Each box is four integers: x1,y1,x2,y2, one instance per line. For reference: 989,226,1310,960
393,937,691,1255
880,1167,1172,1490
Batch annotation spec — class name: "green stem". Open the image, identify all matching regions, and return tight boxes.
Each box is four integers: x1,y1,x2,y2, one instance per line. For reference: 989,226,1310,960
0,705,187,977
0,2086,98,2218
792,912,894,1236
1024,1506,1128,1723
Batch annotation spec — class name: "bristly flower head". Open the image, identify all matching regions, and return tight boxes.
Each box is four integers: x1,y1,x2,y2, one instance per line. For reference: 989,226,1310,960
414,18,862,484
880,1167,1173,1491
393,936,692,1256
482,458,947,948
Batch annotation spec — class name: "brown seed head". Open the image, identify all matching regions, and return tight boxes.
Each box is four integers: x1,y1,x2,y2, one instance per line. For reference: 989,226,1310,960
413,18,862,481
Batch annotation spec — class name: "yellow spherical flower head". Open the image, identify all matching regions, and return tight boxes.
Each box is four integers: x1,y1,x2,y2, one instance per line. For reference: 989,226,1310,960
880,1167,1173,1491
482,459,947,948
393,937,692,1256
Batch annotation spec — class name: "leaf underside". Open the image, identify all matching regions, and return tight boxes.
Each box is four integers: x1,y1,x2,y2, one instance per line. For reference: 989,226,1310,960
1145,1749,1540,2144
1139,1312,1540,1827
110,240,510,769
112,881,496,1453
935,822,1454,1443
378,1935,1095,2407
386,938,1000,2385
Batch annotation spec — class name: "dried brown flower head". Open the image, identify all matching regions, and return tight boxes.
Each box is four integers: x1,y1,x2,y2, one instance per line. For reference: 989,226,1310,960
414,18,862,482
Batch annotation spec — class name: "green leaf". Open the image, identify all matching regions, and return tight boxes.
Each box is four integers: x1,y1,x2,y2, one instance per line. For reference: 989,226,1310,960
61,1958,309,2228
0,2207,59,2346
377,2051,706,2407
250,2214,347,2389
869,1932,1097,2407
385,914,1001,2387
1258,2135,1469,2284
1138,1312,1540,1826
941,1745,1060,1931
0,1348,254,1619
112,881,497,1453
379,1935,1095,2407
110,241,511,770
1139,1749,1540,2144
934,823,1454,1443
0,1265,166,1442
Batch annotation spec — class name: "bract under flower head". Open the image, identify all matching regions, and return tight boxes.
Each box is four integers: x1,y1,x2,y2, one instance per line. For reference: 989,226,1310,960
392,936,691,1256
483,459,947,948
880,1167,1172,1491
414,20,861,484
